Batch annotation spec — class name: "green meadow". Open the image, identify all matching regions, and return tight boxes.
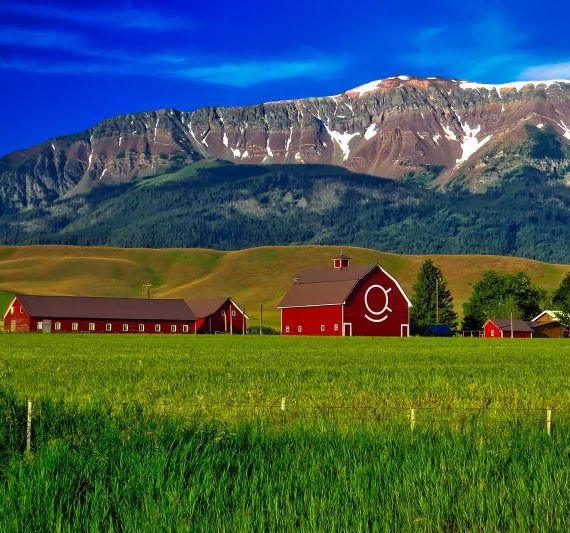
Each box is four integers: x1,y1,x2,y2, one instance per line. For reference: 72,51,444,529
1,335,569,531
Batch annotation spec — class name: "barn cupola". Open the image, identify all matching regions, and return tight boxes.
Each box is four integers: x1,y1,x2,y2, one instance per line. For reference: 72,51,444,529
332,253,351,270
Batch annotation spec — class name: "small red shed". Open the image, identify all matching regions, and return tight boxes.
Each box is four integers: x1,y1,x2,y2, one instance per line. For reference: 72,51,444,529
279,255,412,336
483,318,533,338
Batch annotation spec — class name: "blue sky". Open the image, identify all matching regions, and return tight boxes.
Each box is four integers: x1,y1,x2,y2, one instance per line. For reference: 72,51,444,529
1,0,569,155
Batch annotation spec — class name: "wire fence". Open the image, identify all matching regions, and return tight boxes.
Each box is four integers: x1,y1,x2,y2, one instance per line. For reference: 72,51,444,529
4,395,566,456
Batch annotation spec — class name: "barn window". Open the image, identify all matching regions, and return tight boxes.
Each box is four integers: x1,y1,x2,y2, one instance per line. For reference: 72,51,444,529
231,310,236,317
321,325,325,332
490,329,495,337
183,325,189,333
171,325,177,333
55,322,61,331
19,306,23,313
221,310,226,316
155,324,161,333
89,323,95,332
334,324,339,331
106,323,112,332
72,322,78,331
138,324,145,332
122,324,128,332
37,322,43,331
298,325,302,333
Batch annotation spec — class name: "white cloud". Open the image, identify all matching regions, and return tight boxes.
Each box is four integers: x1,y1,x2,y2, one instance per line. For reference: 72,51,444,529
0,2,191,31
519,62,570,80
177,58,346,87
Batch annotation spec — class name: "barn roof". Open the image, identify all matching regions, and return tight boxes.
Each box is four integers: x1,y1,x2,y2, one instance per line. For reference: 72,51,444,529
185,297,248,319
488,318,533,333
279,265,378,308
15,294,195,321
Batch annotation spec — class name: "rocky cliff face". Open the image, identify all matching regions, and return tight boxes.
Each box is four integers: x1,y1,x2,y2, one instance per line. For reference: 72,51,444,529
2,75,570,211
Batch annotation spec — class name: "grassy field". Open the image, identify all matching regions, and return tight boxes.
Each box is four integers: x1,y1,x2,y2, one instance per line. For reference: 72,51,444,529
1,335,569,419
1,395,568,531
0,244,568,329
1,336,569,530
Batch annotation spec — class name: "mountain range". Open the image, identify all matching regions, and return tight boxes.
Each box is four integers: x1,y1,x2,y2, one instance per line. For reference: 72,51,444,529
2,75,570,262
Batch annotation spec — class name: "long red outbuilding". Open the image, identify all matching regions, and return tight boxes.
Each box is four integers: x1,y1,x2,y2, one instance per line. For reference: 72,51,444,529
3,294,248,334
279,254,412,336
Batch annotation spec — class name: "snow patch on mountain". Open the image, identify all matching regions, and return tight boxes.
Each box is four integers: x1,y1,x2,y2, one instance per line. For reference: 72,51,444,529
364,123,378,140
559,120,570,140
443,125,457,141
455,122,492,168
325,126,359,160
459,80,570,92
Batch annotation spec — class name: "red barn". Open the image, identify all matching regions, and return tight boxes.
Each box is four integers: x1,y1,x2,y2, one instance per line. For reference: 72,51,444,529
186,297,248,334
483,318,533,338
3,294,248,334
279,255,411,336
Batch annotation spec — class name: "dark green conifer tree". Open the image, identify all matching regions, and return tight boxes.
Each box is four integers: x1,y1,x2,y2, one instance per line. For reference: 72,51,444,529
410,260,458,335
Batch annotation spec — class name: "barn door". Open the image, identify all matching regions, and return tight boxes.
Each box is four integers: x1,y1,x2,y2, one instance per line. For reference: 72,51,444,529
401,324,409,337
42,320,52,334
10,320,16,333
343,323,352,337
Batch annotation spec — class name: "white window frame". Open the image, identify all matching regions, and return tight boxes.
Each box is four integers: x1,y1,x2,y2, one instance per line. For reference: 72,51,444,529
334,324,339,332
123,324,129,332
138,324,145,332
37,321,43,331
106,323,112,332
321,324,325,332
72,322,78,331
171,325,177,333
155,324,161,333
298,325,302,333
231,310,236,317
490,329,495,337
54,322,61,331
183,325,189,333
19,306,23,313
89,323,95,332
285,325,290,333
221,310,226,316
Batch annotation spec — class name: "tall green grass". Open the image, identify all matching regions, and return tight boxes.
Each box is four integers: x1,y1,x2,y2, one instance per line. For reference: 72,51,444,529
1,336,570,420
0,391,569,532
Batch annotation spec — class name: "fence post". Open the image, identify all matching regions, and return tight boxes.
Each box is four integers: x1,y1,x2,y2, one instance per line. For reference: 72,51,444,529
546,407,552,436
410,407,416,432
26,399,33,453
281,397,286,426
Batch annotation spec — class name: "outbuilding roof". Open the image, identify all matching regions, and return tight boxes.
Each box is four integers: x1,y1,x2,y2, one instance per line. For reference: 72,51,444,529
279,265,378,308
488,318,534,333
15,294,195,321
185,297,249,319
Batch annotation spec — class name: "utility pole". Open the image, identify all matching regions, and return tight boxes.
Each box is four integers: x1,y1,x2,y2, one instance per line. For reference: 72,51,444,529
435,277,439,324
143,283,152,299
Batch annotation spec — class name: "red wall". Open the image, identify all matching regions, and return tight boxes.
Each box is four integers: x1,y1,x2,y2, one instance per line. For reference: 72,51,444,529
483,321,532,338
344,269,410,336
3,296,247,334
280,267,411,337
195,300,247,334
281,305,343,336
3,297,31,332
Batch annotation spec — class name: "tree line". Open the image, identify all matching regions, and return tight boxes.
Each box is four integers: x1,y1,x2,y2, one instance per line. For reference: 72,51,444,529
410,260,570,334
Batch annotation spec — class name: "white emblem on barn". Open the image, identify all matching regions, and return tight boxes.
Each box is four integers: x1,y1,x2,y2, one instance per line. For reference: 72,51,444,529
364,284,392,323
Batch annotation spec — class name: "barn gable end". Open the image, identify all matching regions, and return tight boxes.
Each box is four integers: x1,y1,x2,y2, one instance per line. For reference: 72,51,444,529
279,255,411,337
